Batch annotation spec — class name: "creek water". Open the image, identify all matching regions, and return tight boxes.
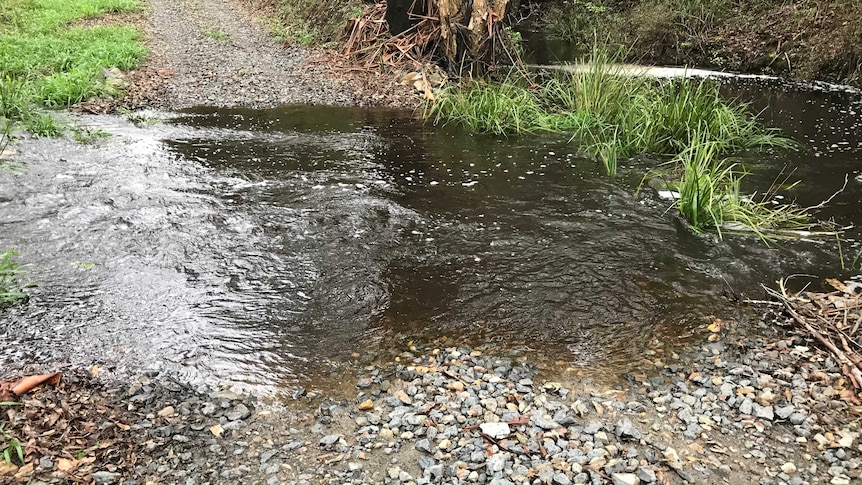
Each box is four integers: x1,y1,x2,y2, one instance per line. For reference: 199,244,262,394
0,80,860,395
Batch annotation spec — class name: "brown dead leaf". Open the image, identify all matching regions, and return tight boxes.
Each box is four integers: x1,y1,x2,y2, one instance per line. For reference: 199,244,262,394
56,458,76,472
0,461,18,476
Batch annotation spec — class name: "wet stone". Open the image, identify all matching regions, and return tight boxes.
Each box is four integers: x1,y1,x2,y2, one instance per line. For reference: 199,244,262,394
226,403,251,421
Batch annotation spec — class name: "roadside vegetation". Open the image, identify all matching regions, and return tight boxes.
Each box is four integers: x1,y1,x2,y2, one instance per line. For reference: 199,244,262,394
259,0,362,46
424,49,823,240
0,0,147,134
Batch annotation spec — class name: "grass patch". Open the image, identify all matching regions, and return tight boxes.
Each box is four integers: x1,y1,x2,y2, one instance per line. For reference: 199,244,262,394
203,28,227,40
425,48,821,240
425,49,792,175
0,0,147,131
0,248,28,306
72,126,111,143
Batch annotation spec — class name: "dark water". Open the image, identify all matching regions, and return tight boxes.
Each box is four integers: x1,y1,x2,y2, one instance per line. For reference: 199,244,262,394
1,80,860,395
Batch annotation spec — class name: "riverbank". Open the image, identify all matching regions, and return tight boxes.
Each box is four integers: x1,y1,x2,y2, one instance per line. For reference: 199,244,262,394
3,308,860,484
536,0,862,89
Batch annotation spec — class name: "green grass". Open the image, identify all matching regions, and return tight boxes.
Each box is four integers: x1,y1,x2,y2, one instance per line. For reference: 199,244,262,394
265,0,360,46
670,137,811,239
0,0,147,131
203,28,227,40
0,248,28,306
425,49,793,175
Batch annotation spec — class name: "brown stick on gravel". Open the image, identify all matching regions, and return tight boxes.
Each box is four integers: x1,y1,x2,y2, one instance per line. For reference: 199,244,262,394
766,279,862,390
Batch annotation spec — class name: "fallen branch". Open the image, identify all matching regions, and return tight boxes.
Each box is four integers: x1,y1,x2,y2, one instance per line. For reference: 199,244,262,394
765,278,862,390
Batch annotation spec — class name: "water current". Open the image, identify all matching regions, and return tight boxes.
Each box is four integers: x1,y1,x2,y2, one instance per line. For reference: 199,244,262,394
0,79,860,395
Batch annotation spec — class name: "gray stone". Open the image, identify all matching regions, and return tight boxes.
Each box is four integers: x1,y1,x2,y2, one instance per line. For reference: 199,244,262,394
553,472,572,485
486,453,507,473
319,434,341,446
93,471,120,485
615,419,642,441
534,415,560,430
537,464,554,482
753,404,774,420
637,467,657,483
739,398,753,415
775,405,795,420
789,412,806,425
416,438,433,453
227,403,251,421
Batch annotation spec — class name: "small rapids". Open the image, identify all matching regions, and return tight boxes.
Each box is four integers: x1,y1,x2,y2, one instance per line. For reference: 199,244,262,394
1,80,860,395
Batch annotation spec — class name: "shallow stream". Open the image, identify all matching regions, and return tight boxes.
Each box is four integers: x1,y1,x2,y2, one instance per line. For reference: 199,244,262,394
1,79,860,395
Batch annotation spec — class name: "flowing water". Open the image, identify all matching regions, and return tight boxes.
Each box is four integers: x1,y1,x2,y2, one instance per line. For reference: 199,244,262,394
1,79,860,395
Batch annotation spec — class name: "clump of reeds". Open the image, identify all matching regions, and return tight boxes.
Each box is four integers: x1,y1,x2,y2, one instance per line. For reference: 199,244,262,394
424,47,831,241
669,135,817,240
424,48,793,176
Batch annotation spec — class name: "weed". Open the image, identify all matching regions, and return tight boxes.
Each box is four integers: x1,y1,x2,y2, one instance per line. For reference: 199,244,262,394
116,107,158,125
0,248,29,306
268,0,361,46
72,126,111,144
203,28,227,40
0,77,32,120
670,136,811,239
23,112,61,137
546,0,617,48
0,424,23,465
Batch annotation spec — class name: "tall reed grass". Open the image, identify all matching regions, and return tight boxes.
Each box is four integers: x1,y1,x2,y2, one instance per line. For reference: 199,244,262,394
665,136,812,240
424,49,793,176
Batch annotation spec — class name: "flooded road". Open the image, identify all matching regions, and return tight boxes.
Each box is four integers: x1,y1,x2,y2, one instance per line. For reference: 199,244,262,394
1,80,860,395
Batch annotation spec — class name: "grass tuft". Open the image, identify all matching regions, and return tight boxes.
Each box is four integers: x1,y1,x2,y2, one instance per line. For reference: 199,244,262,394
671,137,812,239
0,249,28,306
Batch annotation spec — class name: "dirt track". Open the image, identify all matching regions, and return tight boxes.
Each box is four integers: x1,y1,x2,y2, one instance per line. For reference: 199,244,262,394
140,0,357,108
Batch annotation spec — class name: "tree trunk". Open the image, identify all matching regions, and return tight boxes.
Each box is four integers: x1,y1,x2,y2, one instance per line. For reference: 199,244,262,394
386,0,514,70
434,0,513,69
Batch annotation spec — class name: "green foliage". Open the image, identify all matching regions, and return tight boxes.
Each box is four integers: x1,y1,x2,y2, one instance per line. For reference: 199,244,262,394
671,137,811,239
203,28,227,40
24,112,61,137
0,0,147,132
72,126,111,144
0,248,29,306
0,423,23,465
268,0,360,46
425,48,792,175
547,0,617,48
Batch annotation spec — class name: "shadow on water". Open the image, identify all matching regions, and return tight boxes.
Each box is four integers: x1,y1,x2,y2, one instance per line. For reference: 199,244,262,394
0,82,860,395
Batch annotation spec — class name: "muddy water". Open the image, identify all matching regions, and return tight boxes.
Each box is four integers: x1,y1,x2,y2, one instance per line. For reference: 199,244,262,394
1,81,860,395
